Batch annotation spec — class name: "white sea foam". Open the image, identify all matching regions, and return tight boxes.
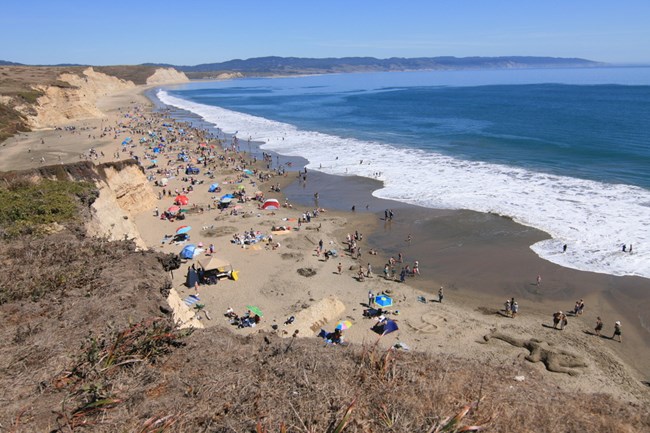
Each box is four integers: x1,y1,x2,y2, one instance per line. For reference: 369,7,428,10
158,90,650,279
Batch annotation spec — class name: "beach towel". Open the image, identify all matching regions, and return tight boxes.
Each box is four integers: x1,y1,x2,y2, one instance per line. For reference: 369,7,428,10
184,294,201,306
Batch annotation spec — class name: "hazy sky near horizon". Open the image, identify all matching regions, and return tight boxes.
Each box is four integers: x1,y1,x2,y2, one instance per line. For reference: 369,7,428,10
2,1,649,65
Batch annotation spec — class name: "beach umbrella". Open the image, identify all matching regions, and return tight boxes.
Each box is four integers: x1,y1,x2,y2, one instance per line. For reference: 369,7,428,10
167,205,181,214
220,197,232,204
243,169,254,175
336,320,352,330
246,305,263,317
176,225,192,235
374,294,393,308
237,185,246,190
175,195,189,205
208,183,219,192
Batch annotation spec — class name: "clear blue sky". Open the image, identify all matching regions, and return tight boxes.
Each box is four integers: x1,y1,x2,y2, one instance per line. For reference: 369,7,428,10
2,0,649,65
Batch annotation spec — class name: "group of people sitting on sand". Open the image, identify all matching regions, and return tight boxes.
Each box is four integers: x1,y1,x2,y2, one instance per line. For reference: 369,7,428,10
318,328,344,345
231,229,265,245
224,307,261,328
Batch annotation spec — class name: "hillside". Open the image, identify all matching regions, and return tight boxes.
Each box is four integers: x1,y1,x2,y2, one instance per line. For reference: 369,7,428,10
144,55,604,78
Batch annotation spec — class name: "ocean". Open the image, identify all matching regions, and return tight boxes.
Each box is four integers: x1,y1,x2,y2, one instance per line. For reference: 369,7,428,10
156,68,650,279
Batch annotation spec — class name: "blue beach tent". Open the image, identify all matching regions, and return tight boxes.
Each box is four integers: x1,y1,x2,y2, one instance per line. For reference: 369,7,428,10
372,318,399,335
208,183,220,192
180,244,197,259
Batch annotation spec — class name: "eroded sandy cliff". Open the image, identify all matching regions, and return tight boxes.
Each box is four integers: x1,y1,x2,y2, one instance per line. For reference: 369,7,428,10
19,67,188,129
28,68,135,129
87,163,157,249
146,67,190,85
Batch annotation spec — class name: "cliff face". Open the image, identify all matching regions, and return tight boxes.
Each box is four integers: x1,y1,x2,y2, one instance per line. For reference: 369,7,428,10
87,163,157,249
28,67,135,129
14,66,188,129
146,67,189,85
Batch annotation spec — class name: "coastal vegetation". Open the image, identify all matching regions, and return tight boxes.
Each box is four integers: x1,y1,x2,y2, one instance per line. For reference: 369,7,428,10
0,177,96,238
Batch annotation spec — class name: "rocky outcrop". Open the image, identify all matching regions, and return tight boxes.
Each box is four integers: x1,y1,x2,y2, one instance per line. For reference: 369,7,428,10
87,163,157,249
146,67,189,85
28,67,135,129
214,72,244,80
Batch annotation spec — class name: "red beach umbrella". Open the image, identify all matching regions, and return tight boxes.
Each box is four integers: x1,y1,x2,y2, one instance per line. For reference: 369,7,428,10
175,195,189,205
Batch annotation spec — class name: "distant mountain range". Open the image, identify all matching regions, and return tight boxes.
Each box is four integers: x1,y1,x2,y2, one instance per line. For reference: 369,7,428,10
143,56,604,76
3,56,604,77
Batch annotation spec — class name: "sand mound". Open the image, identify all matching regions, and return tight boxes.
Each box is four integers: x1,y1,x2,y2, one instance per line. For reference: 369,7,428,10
283,295,345,337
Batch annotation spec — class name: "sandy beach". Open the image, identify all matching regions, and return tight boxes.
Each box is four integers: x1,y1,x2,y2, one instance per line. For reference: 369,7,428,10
2,81,649,406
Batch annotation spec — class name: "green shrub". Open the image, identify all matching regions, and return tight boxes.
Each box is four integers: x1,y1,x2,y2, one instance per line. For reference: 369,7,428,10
0,178,96,237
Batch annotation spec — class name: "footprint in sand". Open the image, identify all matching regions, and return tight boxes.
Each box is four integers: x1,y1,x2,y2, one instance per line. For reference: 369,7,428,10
406,312,447,334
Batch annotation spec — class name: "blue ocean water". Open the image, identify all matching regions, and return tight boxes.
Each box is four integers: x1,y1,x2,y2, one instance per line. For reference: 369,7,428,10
157,68,650,278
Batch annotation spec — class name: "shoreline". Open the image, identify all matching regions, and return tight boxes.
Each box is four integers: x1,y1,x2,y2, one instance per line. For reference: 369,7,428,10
1,81,648,404
144,86,650,376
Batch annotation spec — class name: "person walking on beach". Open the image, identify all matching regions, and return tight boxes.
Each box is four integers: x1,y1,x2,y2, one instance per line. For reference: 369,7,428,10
594,317,604,336
438,287,444,303
368,290,374,307
563,244,567,253
337,262,342,275
612,321,622,342
366,263,372,278
504,299,511,317
511,302,519,318
536,275,542,286
413,260,420,275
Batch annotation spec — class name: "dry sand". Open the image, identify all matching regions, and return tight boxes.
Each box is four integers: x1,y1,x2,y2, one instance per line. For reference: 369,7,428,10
2,83,649,407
